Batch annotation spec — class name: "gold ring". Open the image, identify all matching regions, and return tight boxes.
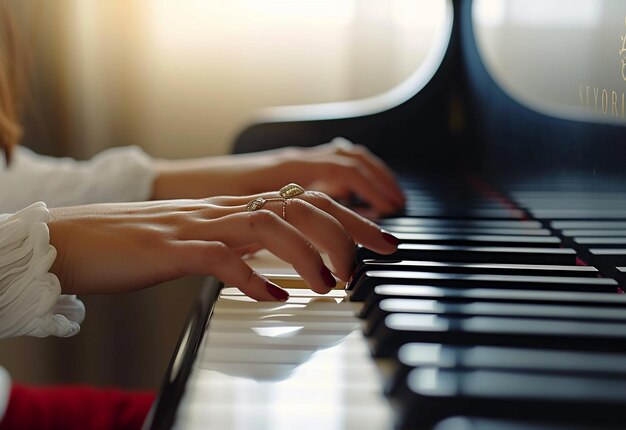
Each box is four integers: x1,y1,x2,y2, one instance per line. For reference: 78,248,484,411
246,197,267,212
246,197,287,220
279,183,305,199
246,184,304,220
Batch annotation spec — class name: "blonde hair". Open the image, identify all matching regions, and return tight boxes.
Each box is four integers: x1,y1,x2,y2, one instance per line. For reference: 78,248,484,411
0,1,26,164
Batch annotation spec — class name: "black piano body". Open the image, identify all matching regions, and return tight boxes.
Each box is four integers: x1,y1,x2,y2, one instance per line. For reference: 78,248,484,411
145,1,626,429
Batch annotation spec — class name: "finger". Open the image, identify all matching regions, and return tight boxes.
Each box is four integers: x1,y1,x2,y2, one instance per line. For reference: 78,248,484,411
318,137,404,206
336,145,405,206
302,191,399,255
278,199,356,280
232,243,262,257
195,191,399,256
331,161,397,214
180,211,339,293
172,240,289,301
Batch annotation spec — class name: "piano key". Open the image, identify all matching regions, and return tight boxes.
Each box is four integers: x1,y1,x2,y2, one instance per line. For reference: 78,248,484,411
349,270,617,301
373,313,626,357
401,208,525,219
381,226,551,236
574,237,626,246
395,343,626,381
365,298,626,336
391,233,561,247
208,315,358,331
352,260,599,280
433,416,619,430
552,221,626,229
563,229,626,237
380,218,541,229
388,343,626,399
357,244,577,265
359,284,626,319
212,300,358,317
532,210,626,219
175,327,394,430
397,368,626,428
588,249,626,266
220,287,346,298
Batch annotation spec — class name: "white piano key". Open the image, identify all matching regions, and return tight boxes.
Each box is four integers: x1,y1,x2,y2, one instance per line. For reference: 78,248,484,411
212,300,360,316
209,317,359,331
171,272,392,430
221,287,347,298
203,330,357,347
219,295,346,304
174,403,393,430
174,329,393,430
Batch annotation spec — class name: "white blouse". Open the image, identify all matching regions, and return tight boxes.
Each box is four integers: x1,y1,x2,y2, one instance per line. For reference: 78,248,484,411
0,146,155,213
0,145,157,421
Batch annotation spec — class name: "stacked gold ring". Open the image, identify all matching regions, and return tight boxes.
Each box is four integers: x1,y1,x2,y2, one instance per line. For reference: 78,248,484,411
245,183,306,220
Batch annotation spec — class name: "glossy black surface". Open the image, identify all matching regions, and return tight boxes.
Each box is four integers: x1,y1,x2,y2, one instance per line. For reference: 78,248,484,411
142,279,222,430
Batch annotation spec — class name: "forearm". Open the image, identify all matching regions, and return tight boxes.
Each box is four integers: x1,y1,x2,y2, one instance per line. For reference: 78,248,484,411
150,151,294,199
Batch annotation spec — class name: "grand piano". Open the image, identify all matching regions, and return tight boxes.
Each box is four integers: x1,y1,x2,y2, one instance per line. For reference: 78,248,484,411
144,1,626,429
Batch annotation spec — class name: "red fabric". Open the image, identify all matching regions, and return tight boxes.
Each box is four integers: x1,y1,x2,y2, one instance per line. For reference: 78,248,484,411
0,384,155,430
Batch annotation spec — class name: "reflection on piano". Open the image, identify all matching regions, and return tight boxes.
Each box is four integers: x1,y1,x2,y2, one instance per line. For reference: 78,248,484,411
144,0,626,429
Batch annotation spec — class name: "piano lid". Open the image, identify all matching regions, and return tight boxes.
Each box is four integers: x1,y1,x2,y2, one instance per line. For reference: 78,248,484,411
474,0,626,126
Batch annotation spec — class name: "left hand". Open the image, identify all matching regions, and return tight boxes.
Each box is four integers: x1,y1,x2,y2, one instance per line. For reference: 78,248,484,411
151,138,405,216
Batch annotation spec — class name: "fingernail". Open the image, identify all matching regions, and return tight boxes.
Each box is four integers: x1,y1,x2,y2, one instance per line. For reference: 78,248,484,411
320,265,337,290
382,231,400,246
266,282,289,301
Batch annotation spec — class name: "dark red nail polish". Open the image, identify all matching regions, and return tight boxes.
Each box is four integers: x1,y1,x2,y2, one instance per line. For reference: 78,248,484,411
382,232,400,246
266,282,289,301
320,265,337,290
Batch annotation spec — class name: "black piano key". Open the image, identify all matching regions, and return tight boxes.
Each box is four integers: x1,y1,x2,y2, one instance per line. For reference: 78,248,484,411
574,237,626,247
352,260,599,281
357,244,577,265
389,343,626,397
382,226,551,236
373,313,626,357
349,270,616,301
397,368,626,428
532,209,626,219
391,233,561,247
380,218,541,229
402,208,525,219
432,416,619,430
563,229,626,237
359,284,626,319
588,249,626,266
365,298,626,336
552,221,626,229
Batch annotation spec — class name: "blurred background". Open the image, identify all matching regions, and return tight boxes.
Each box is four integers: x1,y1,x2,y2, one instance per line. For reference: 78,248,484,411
0,0,447,389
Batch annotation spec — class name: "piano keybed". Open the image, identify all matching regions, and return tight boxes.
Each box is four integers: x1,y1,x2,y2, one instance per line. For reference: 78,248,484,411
168,176,626,430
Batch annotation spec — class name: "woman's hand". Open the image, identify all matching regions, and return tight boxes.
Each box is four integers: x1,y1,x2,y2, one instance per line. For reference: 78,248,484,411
151,138,405,216
48,191,399,300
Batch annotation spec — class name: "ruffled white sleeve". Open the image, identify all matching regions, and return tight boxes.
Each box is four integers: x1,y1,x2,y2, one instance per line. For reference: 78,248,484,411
0,146,156,213
0,202,84,338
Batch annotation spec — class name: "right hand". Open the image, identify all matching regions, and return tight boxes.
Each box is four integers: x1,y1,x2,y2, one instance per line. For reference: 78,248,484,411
48,190,399,301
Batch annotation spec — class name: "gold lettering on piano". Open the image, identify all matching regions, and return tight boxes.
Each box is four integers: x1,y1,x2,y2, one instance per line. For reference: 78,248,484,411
579,85,626,120
576,16,626,121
